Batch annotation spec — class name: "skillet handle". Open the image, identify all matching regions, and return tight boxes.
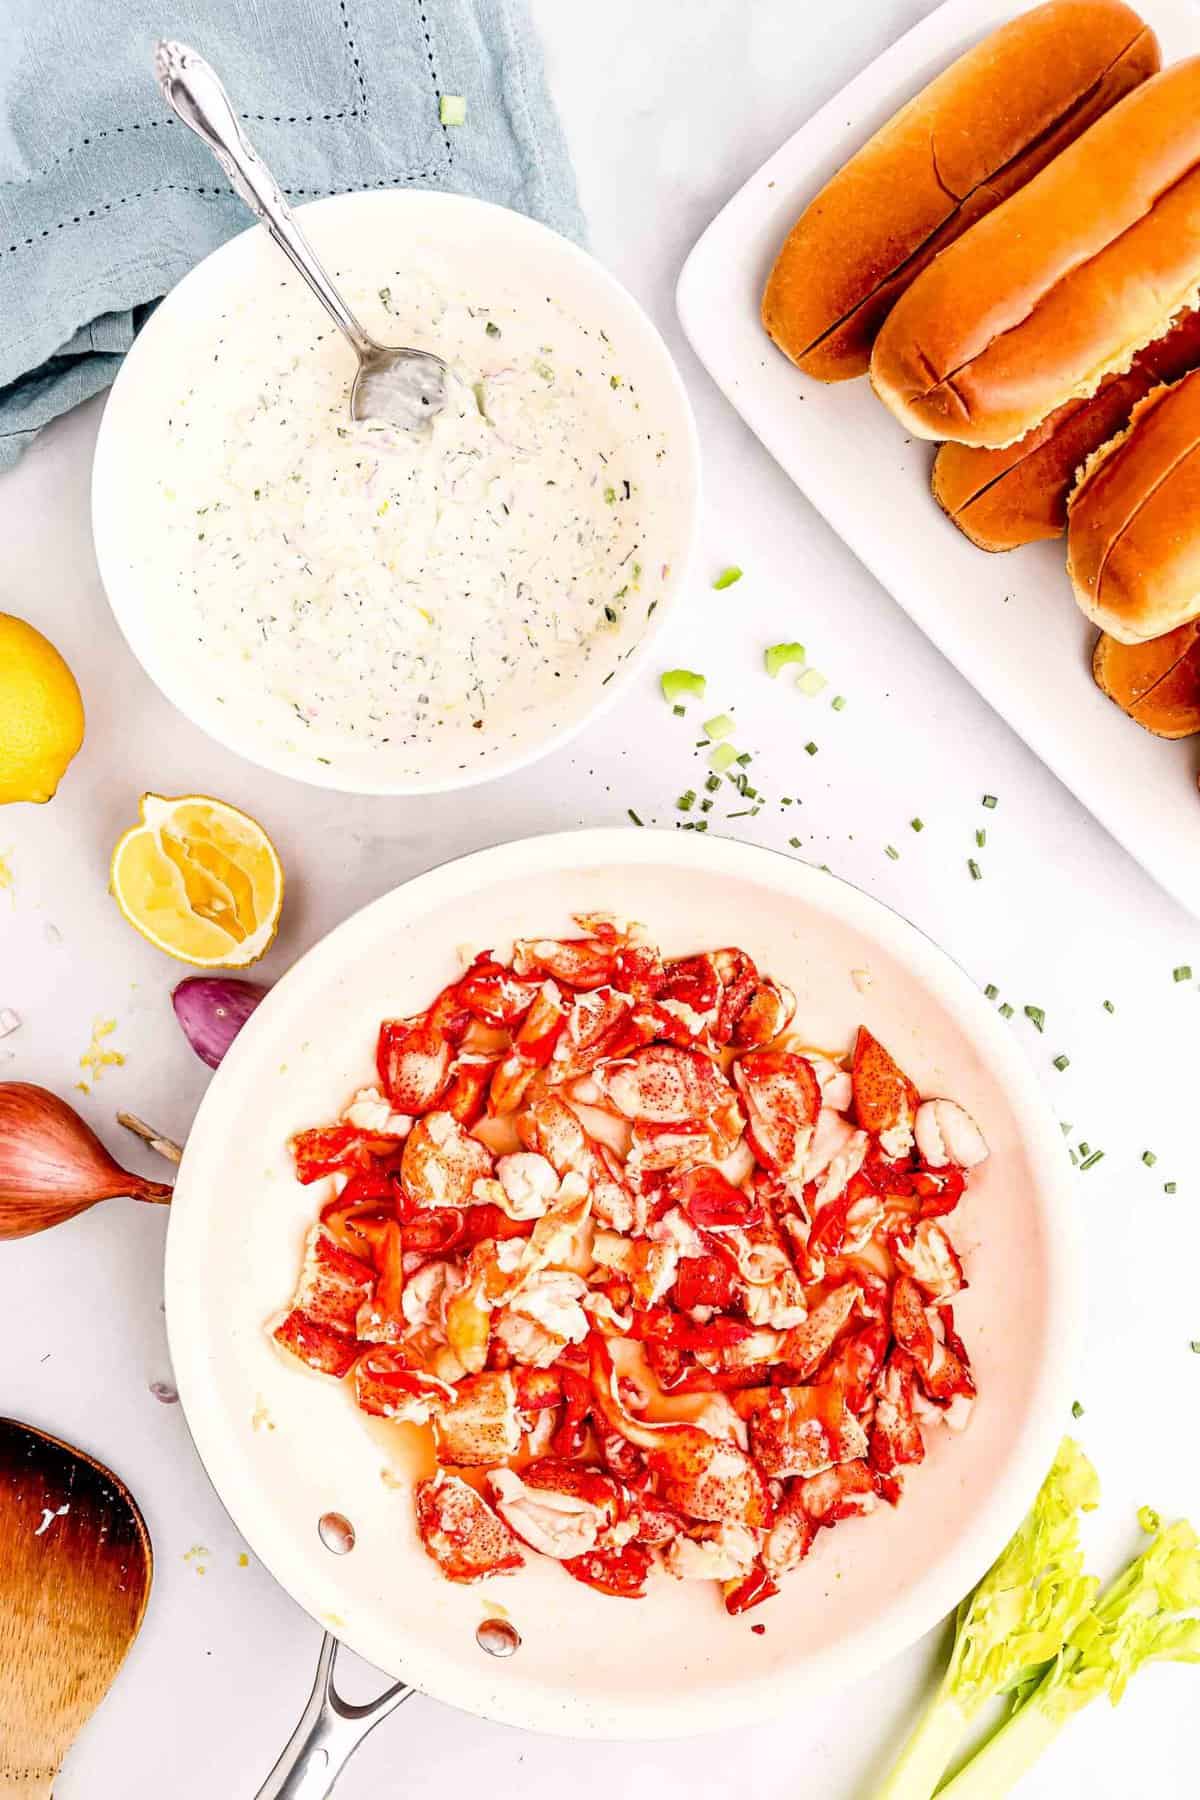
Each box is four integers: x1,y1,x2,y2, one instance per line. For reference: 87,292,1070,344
255,1633,414,1799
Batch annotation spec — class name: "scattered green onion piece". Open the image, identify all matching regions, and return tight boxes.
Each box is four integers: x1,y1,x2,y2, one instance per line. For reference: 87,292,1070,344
1071,1400,1084,1419
1024,1005,1045,1032
1166,1182,1179,1195
885,845,900,861
1103,999,1115,1013
764,642,805,678
700,798,712,813
797,667,828,698
788,836,801,849
439,95,467,125
672,704,685,717
982,794,998,809
704,774,721,793
485,320,501,338
984,983,999,1000
676,790,696,813
1189,1339,1199,1351
999,1002,1014,1018
910,818,924,833
832,694,847,711
976,828,987,848
736,751,753,765
1142,1150,1157,1168
1173,964,1192,982
713,566,743,590
703,713,735,741
1079,1141,1091,1157
1060,1121,1072,1135
968,859,982,881
661,669,706,706
626,809,644,827
1053,1054,1070,1072
1080,1149,1104,1170
1069,1147,1079,1165
1138,1506,1161,1535
693,820,708,832
804,741,818,756
709,744,738,774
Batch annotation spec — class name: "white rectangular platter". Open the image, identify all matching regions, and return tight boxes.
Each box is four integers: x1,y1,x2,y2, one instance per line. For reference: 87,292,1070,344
677,0,1200,918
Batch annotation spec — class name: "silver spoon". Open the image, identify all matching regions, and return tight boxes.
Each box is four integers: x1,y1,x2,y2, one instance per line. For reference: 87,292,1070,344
153,40,448,432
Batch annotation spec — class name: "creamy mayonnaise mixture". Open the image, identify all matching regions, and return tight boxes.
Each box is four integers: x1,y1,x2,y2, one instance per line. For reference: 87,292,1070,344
151,268,662,754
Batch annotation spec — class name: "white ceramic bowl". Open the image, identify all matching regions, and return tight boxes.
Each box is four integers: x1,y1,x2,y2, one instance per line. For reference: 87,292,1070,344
165,829,1081,1738
91,192,699,794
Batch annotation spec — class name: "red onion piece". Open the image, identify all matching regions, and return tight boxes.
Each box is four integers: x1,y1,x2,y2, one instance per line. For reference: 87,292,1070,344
172,976,268,1069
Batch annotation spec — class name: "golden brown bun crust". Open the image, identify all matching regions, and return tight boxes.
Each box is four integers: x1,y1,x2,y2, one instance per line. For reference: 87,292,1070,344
932,306,1200,550
761,1,1158,382
1068,368,1200,642
1092,623,1200,737
871,57,1200,447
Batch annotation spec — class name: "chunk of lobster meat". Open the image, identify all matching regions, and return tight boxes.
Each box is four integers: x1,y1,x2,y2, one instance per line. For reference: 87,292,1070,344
354,1349,456,1422
891,1273,935,1365
612,941,666,1001
626,1487,685,1546
664,1522,761,1582
290,1123,381,1184
726,1213,807,1330
551,987,639,1079
400,1256,464,1332
795,1459,878,1528
492,1270,590,1367
807,1053,854,1114
668,1163,764,1232
477,1151,560,1221
851,1028,919,1155
433,1370,521,1466
489,983,569,1114
747,1386,869,1479
400,1111,494,1210
627,1118,717,1172
762,1487,817,1576
723,1562,781,1615
377,1012,460,1116
415,1471,524,1583
915,1099,989,1170
711,950,761,1044
441,1058,495,1127
270,1310,360,1378
728,978,797,1050
488,1461,621,1560
512,935,617,991
892,1279,976,1405
596,1045,741,1131
340,1085,413,1137
924,1306,977,1406
803,1110,869,1200
891,1219,966,1302
777,1282,860,1380
648,1201,710,1258
808,1178,885,1261
658,953,722,1023
454,955,541,1027
821,1319,890,1416
592,1231,679,1308
733,1051,821,1179
285,1226,376,1336
868,1350,926,1483
562,1542,653,1599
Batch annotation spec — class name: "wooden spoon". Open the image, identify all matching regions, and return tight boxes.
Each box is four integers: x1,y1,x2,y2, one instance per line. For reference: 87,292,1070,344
0,1419,152,1797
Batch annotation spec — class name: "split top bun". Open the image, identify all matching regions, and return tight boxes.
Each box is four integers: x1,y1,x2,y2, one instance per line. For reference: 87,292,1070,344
1068,367,1200,643
761,0,1158,382
870,57,1200,447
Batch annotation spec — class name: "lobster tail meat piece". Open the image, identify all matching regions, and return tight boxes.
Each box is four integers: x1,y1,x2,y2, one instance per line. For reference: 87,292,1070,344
914,1098,989,1169
454,956,540,1027
598,1044,741,1128
746,1385,868,1479
649,1433,773,1530
851,1027,920,1154
354,1350,456,1422
271,1310,361,1378
732,1051,821,1177
868,1350,926,1486
891,1218,966,1301
415,1472,525,1583
377,1016,457,1115
727,978,797,1050
488,1463,619,1560
489,983,569,1114
563,1542,653,1598
400,1111,494,1210
433,1371,521,1465
274,1225,375,1347
795,1459,877,1528
777,1282,860,1380
762,1487,817,1576
512,935,618,990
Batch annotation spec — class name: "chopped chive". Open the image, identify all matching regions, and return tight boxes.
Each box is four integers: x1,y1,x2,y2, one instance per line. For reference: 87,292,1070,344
968,858,982,881
1061,1121,1073,1135
727,808,754,819
626,809,644,827
984,983,999,1000
999,1002,1014,1019
910,818,924,833
975,828,987,848
1052,1054,1070,1072
1190,1339,1200,1352
661,669,706,706
703,712,735,741
832,695,847,711
1080,1149,1104,1171
485,319,501,338
1142,1150,1157,1167
788,836,802,849
1079,1141,1091,1157
797,667,828,697
700,798,713,813
885,845,900,861
1173,964,1192,983
439,94,467,125
1024,1005,1045,1032
709,744,738,774
693,820,708,832
713,566,743,590
1069,1147,1079,1165
1102,999,1115,1014
804,741,818,756
1071,1400,1084,1419
704,774,721,793
736,751,753,766
764,641,805,678
982,794,998,810
672,704,685,717
676,790,696,813
1166,1182,1178,1195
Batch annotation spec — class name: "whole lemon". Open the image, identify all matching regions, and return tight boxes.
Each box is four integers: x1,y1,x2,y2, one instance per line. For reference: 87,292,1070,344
0,613,86,804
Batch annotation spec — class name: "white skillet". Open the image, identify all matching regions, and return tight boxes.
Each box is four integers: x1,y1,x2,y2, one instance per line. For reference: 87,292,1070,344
165,829,1081,1745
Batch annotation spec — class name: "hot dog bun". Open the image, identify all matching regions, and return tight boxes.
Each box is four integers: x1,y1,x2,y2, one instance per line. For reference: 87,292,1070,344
932,307,1200,551
871,58,1200,447
1092,623,1200,737
760,1,1158,382
1068,369,1200,643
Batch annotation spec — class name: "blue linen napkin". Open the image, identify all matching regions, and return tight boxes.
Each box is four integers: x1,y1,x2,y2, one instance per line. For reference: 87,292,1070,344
0,0,583,469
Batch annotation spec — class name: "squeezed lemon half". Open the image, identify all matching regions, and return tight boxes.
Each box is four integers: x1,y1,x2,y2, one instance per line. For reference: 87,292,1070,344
110,793,283,967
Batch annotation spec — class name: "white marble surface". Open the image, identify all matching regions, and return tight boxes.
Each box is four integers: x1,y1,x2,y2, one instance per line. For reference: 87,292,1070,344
2,2,1198,1793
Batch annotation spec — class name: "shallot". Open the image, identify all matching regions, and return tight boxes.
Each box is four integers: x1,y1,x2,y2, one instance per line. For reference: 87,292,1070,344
0,1082,172,1239
172,976,267,1069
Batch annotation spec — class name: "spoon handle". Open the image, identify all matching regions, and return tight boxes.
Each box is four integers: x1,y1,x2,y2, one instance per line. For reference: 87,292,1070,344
154,41,376,363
